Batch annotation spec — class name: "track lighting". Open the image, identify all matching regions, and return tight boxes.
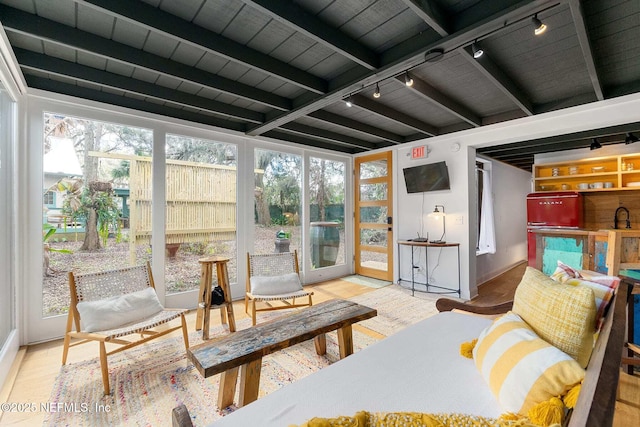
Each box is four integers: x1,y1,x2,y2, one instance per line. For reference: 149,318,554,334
345,93,353,107
532,14,547,35
590,138,602,150
404,71,414,87
625,132,639,144
472,41,484,59
373,83,381,99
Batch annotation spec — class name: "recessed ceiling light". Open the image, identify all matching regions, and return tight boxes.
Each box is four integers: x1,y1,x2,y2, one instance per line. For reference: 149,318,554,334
424,48,444,62
345,94,353,107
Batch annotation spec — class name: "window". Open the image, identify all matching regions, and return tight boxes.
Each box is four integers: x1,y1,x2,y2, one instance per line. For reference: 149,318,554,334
43,191,55,206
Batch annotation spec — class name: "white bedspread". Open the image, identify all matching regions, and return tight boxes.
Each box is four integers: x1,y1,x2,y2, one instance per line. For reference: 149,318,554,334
211,311,501,426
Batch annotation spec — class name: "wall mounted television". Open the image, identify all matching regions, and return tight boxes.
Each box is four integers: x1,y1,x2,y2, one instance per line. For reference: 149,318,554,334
403,161,451,193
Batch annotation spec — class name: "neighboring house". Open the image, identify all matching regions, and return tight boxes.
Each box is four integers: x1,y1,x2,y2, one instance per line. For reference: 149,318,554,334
42,137,82,225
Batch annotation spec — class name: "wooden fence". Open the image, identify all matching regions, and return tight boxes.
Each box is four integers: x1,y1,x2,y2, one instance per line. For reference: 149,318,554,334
90,152,236,263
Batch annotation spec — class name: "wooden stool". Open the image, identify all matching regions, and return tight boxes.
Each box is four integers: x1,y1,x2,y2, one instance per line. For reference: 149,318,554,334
196,256,236,340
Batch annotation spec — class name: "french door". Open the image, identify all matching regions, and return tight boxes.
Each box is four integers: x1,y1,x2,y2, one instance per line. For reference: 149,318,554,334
354,151,393,281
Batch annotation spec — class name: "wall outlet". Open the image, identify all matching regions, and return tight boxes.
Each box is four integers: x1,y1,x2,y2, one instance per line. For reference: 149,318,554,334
455,215,463,225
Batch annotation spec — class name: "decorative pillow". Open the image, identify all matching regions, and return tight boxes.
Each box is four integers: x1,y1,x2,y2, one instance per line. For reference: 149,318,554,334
77,286,164,332
473,311,585,415
295,411,543,427
250,272,303,296
513,267,596,368
551,261,620,330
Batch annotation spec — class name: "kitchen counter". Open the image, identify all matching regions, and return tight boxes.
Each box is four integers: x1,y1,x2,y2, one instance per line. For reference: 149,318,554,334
531,228,639,275
530,228,607,236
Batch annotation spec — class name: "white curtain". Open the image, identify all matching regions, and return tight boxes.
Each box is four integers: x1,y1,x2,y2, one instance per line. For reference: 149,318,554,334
478,169,496,254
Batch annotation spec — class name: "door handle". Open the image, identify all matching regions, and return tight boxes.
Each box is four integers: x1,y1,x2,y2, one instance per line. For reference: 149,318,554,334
387,216,392,224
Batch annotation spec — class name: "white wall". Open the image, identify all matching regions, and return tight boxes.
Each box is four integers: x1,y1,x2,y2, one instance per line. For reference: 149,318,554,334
396,141,476,299
475,158,531,285
364,92,640,301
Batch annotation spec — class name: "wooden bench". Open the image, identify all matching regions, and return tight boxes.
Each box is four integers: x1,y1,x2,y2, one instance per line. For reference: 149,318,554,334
187,299,377,409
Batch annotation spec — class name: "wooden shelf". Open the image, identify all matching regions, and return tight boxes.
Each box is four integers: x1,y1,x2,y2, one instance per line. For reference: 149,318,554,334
533,152,640,192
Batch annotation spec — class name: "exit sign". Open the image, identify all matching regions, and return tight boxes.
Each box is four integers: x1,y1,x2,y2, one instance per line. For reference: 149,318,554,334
411,146,427,159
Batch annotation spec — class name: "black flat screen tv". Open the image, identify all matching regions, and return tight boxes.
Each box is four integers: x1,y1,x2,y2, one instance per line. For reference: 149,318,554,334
403,161,450,193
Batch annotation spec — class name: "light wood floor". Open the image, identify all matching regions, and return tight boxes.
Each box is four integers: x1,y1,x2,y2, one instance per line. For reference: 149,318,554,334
1,266,639,426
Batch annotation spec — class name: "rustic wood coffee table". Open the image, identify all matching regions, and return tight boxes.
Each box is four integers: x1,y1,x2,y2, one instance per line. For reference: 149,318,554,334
187,299,377,409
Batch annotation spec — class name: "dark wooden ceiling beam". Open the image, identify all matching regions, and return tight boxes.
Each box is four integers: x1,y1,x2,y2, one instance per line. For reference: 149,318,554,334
242,0,378,70
396,72,481,126
478,124,640,156
350,94,438,136
15,49,264,124
461,47,535,116
279,123,379,150
262,130,360,154
0,5,291,110
568,0,604,101
78,0,327,94
308,110,404,144
400,0,451,36
25,75,248,132
248,0,559,135
405,0,535,117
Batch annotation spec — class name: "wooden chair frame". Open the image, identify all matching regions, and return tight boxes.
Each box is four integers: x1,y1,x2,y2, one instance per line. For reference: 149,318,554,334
61,262,189,395
245,250,313,325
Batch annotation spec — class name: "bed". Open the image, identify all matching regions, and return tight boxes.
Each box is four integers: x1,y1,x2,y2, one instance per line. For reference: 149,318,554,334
173,275,630,427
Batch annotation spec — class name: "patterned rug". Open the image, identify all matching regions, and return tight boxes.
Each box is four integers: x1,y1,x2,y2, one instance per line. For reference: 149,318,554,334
349,284,442,337
339,274,391,288
45,287,441,427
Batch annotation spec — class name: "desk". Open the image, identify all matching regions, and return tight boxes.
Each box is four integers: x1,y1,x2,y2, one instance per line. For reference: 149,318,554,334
397,240,460,297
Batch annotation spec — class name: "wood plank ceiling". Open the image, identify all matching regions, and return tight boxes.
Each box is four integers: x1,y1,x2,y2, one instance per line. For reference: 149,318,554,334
1,0,638,171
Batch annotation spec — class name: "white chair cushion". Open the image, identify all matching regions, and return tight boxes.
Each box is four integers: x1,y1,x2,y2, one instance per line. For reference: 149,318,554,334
250,272,303,296
77,287,164,332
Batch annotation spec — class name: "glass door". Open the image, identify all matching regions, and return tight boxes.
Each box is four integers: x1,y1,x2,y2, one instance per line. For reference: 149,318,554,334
355,151,393,281
31,112,153,342
164,134,237,296
0,84,16,384
253,148,302,256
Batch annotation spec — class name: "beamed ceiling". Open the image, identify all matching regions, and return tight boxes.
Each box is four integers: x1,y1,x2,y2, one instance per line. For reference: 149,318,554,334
1,0,639,171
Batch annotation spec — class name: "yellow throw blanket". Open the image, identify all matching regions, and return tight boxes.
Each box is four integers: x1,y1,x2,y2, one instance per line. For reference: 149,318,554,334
292,411,556,427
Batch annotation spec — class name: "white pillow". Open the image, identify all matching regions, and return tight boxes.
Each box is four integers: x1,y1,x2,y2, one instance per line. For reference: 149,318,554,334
77,287,164,332
250,272,303,296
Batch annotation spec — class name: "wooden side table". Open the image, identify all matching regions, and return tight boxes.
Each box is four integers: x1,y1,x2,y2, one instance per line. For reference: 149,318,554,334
196,256,236,340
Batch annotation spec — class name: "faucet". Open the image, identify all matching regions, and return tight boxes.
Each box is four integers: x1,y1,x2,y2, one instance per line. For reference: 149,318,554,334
614,206,631,229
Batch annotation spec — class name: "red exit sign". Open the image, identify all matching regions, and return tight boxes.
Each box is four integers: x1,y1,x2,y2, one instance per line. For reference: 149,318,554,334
411,146,427,159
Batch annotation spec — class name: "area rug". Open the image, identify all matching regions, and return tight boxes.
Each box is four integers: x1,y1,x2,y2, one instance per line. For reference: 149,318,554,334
340,274,391,288
45,286,442,427
349,284,442,337
44,325,376,427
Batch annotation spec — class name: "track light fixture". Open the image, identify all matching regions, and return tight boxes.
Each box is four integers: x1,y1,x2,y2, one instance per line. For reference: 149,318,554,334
404,71,414,87
345,93,353,107
532,14,547,35
625,132,639,144
472,40,484,59
590,137,602,150
373,83,381,98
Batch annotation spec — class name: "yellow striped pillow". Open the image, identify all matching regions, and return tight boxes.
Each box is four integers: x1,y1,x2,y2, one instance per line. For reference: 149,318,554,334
513,267,596,368
473,311,585,414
